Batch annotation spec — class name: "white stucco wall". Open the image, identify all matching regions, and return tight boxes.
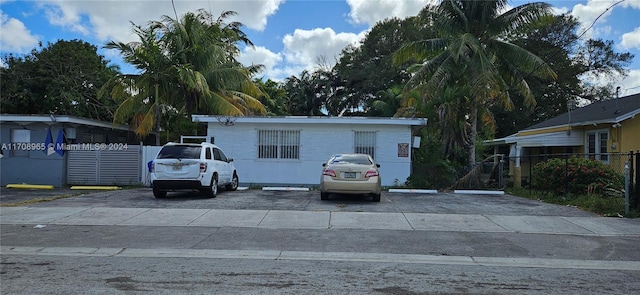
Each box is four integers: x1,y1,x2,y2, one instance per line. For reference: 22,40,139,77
205,120,417,186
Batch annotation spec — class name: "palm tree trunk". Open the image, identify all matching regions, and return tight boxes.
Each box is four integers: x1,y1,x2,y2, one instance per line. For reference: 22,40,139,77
469,105,477,168
155,84,160,146
468,105,479,187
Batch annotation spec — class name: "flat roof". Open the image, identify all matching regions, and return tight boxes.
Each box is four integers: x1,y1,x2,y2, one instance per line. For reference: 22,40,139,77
192,115,427,126
0,114,131,131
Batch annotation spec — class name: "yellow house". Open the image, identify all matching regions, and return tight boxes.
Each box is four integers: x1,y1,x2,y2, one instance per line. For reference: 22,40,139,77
487,93,640,187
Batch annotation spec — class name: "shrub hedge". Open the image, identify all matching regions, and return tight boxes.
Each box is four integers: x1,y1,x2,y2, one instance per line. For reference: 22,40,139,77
532,157,624,195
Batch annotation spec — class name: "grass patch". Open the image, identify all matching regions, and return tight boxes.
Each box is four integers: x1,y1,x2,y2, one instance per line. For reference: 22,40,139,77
506,187,639,218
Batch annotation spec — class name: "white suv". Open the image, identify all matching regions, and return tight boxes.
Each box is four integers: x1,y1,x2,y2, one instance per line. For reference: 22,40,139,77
150,142,239,198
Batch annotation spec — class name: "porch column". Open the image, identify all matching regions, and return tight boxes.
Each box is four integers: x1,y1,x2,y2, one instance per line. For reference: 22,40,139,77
512,145,522,188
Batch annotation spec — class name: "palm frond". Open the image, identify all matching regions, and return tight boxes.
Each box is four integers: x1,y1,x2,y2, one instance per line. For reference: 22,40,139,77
393,38,448,65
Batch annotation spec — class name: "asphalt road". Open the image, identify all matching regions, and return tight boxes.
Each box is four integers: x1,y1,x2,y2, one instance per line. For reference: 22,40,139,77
2,187,640,294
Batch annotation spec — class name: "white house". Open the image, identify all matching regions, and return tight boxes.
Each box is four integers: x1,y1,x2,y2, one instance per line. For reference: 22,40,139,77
191,116,427,187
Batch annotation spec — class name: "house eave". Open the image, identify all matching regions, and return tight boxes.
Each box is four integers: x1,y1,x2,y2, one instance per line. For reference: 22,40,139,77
192,115,428,126
486,131,583,147
0,114,131,131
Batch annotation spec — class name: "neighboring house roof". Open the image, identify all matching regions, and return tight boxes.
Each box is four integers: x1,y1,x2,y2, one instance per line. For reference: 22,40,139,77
486,93,640,147
524,93,640,132
192,115,428,126
0,114,130,131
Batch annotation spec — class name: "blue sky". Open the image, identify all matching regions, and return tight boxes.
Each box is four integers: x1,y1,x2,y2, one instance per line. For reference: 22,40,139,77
2,0,639,95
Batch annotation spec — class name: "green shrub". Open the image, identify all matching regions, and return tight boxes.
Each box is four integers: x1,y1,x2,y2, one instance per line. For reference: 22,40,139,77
406,139,460,189
532,157,624,195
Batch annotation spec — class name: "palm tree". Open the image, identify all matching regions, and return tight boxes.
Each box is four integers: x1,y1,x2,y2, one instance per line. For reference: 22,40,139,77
284,70,325,116
157,10,265,116
102,24,179,142
394,0,557,168
370,86,420,117
102,10,265,140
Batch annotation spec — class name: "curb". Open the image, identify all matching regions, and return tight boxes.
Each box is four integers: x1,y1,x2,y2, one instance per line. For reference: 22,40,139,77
388,189,438,194
5,184,54,190
262,187,310,191
454,190,505,195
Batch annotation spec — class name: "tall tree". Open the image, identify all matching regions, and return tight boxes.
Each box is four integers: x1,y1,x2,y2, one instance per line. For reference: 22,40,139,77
102,10,265,139
394,0,557,168
283,70,325,116
102,23,178,140
369,86,420,117
577,39,634,101
1,40,118,120
332,16,434,114
254,78,290,116
492,14,634,138
157,10,265,115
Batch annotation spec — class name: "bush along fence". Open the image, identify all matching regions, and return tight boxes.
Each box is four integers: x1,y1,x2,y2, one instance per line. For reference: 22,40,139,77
410,154,506,191
505,151,640,212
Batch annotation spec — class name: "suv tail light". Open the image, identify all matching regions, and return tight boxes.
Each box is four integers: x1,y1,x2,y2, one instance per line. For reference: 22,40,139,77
323,169,336,177
365,170,379,178
200,162,207,173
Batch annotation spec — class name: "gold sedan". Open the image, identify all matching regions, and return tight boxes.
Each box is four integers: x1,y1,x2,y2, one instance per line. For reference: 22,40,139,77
320,153,382,202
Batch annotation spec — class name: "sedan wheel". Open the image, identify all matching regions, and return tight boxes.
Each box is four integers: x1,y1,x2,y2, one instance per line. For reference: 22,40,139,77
371,193,381,202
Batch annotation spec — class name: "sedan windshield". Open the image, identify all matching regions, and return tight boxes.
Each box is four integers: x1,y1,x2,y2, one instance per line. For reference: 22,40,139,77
157,145,201,159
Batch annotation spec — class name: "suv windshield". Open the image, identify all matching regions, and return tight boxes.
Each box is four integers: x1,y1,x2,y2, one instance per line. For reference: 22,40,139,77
157,145,201,159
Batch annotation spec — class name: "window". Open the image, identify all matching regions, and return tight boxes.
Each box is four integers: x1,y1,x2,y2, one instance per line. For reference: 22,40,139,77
258,130,300,159
586,130,609,162
157,145,201,159
354,131,376,159
11,129,31,157
213,148,228,162
205,147,212,160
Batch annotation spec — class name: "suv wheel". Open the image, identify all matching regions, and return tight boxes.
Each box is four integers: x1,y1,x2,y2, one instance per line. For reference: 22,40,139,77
153,189,167,198
320,192,329,200
201,175,218,198
225,173,239,191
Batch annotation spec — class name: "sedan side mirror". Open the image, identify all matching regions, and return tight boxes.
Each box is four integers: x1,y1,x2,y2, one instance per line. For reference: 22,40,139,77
228,158,234,163
322,163,326,167
376,164,380,168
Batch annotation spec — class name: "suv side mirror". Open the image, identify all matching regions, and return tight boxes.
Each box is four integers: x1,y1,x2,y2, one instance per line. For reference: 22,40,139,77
228,158,234,163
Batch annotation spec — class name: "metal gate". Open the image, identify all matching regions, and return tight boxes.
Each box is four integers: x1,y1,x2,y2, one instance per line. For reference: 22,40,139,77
67,145,141,185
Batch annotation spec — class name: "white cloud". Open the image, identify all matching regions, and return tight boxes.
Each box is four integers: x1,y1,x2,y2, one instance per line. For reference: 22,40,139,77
569,0,640,40
35,0,284,44
579,68,640,97
0,11,40,53
620,69,640,96
621,27,640,50
282,28,361,73
550,6,569,16
239,45,283,79
622,0,640,9
346,0,433,26
570,0,615,38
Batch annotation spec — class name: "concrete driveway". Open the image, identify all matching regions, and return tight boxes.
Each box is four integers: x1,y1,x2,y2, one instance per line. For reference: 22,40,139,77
1,187,596,216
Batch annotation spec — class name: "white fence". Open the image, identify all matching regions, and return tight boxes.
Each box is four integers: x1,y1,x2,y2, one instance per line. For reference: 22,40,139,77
65,145,161,186
141,145,162,186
